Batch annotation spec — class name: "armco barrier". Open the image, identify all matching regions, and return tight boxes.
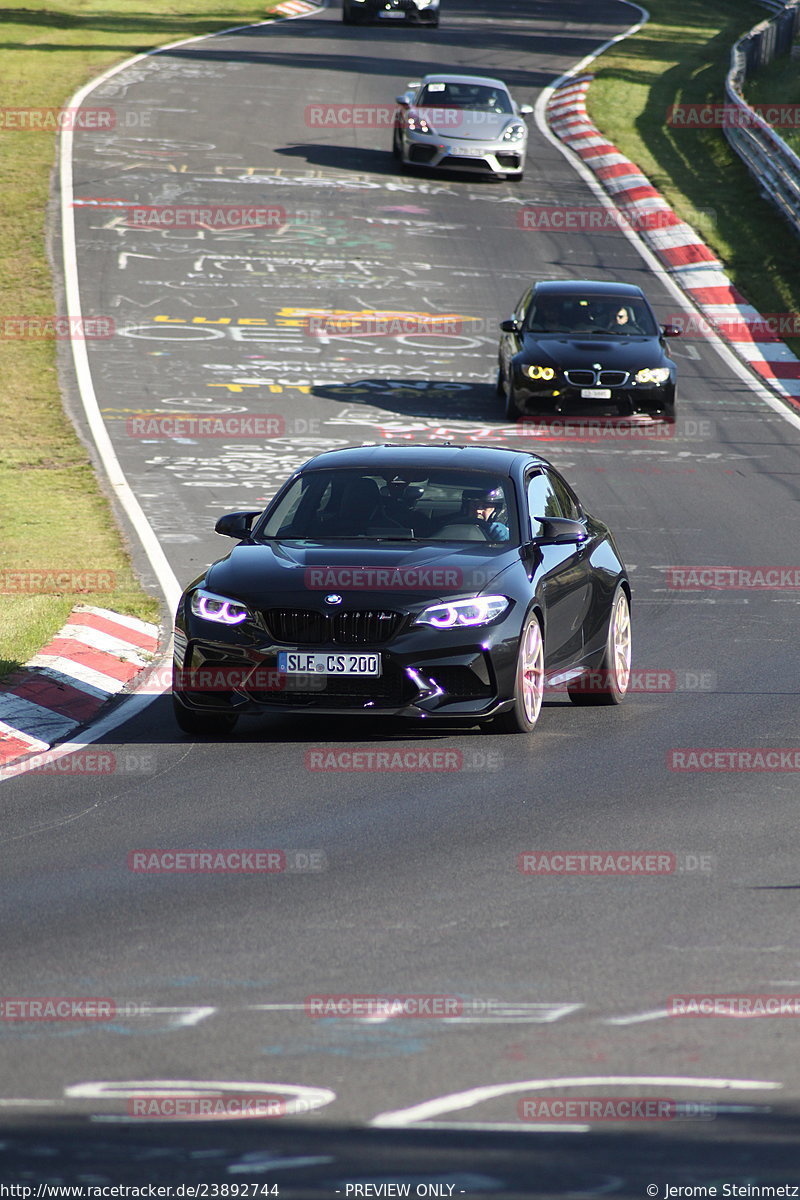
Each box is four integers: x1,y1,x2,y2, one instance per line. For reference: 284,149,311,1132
725,1,800,239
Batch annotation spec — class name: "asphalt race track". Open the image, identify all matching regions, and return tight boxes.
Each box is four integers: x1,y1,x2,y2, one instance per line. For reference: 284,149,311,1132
3,0,800,1191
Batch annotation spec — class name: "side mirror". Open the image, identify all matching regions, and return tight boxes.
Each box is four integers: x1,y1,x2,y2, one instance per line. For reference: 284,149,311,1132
536,516,588,545
396,93,414,107
500,318,520,333
661,323,682,337
215,510,261,539
518,103,534,115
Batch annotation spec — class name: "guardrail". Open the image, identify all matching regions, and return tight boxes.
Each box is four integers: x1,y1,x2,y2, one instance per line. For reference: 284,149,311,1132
724,1,800,238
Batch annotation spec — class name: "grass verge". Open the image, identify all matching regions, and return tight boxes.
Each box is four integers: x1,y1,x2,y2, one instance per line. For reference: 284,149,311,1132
0,1,286,678
585,0,800,356
745,45,800,156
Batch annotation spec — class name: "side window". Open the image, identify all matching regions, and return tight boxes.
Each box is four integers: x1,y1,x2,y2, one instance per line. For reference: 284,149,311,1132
548,470,581,521
526,471,562,538
514,288,532,324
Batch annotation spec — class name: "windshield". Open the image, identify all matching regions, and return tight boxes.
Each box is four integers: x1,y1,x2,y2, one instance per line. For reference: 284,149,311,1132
525,292,659,336
258,468,518,545
418,81,513,113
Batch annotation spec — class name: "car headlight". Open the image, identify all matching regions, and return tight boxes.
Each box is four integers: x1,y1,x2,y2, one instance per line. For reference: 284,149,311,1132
414,595,510,629
523,364,556,381
190,588,249,625
635,367,671,384
407,112,432,134
502,121,526,142
415,0,435,6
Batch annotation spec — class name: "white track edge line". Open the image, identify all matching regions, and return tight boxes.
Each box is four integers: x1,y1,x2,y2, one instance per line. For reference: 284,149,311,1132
0,5,325,786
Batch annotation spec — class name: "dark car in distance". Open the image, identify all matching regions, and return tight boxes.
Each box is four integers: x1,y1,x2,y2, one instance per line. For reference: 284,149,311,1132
497,279,680,421
343,0,439,24
172,445,632,737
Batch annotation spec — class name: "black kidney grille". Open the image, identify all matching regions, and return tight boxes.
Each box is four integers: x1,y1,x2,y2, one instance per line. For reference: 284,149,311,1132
598,370,628,386
333,610,403,644
565,369,596,386
263,609,403,645
263,609,327,644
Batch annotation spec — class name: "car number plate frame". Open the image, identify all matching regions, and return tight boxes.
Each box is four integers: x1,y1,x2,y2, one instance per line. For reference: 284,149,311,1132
278,651,382,677
581,388,612,399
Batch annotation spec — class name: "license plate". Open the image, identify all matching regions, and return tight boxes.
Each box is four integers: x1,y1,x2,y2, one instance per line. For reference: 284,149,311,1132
454,145,490,156
278,651,381,676
581,388,612,399
378,10,405,16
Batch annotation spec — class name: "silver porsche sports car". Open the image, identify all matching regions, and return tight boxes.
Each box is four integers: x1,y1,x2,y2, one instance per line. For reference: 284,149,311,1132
393,74,532,180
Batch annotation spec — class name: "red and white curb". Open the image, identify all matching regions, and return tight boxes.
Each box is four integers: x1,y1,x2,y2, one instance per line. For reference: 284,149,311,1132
0,606,159,767
275,1,319,14
546,75,800,405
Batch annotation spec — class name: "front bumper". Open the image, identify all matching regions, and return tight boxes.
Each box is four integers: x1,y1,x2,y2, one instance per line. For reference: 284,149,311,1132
511,371,675,416
404,135,525,176
173,614,523,721
349,1,439,21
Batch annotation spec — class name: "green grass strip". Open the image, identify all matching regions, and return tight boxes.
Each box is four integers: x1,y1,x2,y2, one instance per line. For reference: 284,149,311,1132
586,0,800,356
0,1,285,678
745,44,800,156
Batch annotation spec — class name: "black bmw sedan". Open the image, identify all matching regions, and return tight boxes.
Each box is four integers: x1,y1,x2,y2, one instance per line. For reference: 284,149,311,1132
172,445,631,736
497,279,679,421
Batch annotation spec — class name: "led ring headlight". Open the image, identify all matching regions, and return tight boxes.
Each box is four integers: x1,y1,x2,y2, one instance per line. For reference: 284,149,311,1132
635,367,671,384
191,588,249,625
524,365,556,381
414,595,509,629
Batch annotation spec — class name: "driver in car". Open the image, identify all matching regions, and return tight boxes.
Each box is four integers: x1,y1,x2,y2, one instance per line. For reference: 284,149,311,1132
462,488,510,541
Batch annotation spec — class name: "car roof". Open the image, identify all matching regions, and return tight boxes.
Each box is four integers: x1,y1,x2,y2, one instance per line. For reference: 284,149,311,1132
297,443,548,476
419,74,510,90
533,279,646,298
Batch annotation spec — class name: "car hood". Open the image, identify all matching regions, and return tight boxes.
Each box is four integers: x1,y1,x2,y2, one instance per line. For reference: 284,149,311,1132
204,540,519,608
519,334,668,369
416,108,518,142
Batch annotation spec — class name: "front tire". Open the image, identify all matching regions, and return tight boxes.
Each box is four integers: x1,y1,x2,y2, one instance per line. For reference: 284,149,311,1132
494,613,545,733
568,586,631,706
173,694,239,735
502,375,523,421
